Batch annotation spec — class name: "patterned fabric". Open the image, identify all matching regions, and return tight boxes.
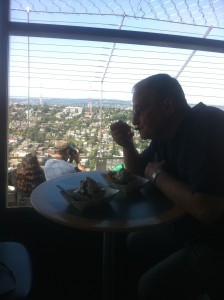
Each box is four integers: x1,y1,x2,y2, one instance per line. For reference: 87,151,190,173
13,153,46,196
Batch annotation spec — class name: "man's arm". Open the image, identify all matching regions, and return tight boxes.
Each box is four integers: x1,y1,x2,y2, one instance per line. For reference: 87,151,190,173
145,162,224,224
72,152,86,171
110,120,145,176
123,144,145,176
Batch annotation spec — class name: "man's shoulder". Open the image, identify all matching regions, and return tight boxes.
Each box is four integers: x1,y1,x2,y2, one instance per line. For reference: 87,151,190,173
192,102,224,115
191,102,224,125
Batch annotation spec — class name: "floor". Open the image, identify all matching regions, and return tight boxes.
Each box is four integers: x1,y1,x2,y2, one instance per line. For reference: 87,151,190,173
26,231,102,299
1,218,216,300
0,209,141,300
23,226,135,300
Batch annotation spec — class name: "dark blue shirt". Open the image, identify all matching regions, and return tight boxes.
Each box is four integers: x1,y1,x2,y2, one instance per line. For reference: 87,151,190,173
140,102,224,246
140,102,224,198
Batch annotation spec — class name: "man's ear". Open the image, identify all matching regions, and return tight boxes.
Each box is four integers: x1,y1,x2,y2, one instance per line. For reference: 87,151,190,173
162,96,175,117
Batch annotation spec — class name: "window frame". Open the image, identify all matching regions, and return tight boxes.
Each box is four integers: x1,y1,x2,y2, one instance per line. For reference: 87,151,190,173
1,0,224,212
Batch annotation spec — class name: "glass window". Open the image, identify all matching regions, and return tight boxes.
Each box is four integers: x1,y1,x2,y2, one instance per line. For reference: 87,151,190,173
4,0,224,207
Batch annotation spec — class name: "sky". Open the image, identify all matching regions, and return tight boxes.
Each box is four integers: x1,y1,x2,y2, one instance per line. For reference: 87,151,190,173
9,0,224,106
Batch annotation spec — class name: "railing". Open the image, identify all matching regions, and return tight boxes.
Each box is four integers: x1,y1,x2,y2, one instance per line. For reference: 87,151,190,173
8,155,124,170
7,156,124,208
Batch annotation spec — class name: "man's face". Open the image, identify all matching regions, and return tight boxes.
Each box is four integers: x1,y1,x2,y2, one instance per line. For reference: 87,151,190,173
132,87,165,140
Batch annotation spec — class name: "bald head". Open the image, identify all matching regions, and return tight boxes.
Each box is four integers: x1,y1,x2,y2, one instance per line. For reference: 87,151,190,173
133,73,187,107
132,74,191,140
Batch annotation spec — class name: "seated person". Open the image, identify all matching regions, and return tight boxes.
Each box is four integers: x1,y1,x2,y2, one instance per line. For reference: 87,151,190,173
44,141,86,181
13,153,46,197
110,73,224,300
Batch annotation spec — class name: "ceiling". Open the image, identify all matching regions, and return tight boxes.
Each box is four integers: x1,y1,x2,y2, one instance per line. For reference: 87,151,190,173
9,0,224,106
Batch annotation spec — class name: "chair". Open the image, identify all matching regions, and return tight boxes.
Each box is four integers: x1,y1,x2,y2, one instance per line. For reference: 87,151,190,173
0,242,32,299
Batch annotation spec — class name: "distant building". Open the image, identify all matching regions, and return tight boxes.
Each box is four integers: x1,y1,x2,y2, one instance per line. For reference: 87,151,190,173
14,150,28,157
9,137,17,144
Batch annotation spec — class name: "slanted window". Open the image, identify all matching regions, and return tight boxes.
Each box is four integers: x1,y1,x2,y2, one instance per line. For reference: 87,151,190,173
0,0,223,208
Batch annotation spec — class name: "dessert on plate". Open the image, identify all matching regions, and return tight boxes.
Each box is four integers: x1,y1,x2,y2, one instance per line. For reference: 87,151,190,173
102,165,149,193
107,166,136,185
74,176,105,201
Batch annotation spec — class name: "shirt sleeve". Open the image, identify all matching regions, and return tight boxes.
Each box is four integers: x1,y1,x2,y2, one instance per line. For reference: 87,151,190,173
139,140,158,169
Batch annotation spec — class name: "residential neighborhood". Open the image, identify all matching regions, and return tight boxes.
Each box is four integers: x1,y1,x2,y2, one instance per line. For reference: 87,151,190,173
8,100,149,170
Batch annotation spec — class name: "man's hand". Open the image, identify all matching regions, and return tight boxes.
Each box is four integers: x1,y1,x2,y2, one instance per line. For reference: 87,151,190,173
69,151,87,171
110,120,144,176
144,160,166,182
76,163,87,172
110,120,134,148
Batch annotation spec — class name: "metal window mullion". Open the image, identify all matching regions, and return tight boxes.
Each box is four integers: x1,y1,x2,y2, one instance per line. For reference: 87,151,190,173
9,22,224,54
0,0,10,211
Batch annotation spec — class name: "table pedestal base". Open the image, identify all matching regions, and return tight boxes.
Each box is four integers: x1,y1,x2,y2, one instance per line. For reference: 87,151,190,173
102,232,116,300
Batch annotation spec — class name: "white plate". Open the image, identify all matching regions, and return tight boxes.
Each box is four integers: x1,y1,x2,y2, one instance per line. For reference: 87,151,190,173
101,173,149,194
59,184,119,211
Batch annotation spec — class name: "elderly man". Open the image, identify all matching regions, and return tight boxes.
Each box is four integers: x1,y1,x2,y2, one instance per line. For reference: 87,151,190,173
44,141,86,181
110,74,224,299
